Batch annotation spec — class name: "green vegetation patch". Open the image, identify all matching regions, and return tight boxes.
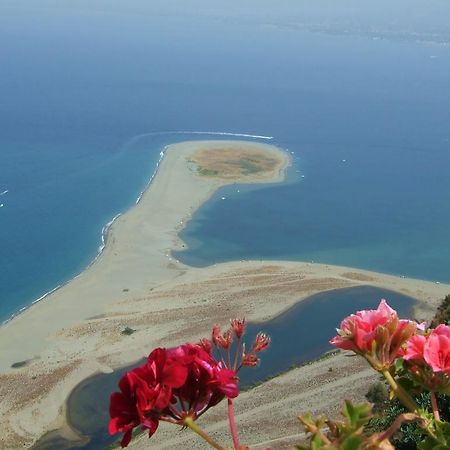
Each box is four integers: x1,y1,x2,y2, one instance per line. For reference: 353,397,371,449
121,326,136,336
239,158,264,174
197,167,219,176
11,360,29,369
430,294,450,327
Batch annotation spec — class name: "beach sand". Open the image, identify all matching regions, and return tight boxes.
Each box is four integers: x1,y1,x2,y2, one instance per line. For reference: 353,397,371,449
0,140,448,449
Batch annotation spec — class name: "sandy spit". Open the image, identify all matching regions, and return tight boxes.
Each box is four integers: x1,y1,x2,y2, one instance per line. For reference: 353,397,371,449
0,140,448,450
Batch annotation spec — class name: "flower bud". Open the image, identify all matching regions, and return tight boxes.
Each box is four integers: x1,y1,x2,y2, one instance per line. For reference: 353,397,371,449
199,338,212,354
242,352,259,367
252,332,271,353
230,318,246,339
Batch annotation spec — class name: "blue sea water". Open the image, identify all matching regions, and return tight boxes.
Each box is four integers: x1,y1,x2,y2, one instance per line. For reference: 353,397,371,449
2,1,450,322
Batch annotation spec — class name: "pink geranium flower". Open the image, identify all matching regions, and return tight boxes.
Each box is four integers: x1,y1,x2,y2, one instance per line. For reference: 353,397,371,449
403,335,426,361
404,324,450,373
403,324,450,392
330,299,416,370
424,324,450,373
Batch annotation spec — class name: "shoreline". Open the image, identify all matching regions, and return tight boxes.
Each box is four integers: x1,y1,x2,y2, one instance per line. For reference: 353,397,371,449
1,148,168,327
0,139,449,449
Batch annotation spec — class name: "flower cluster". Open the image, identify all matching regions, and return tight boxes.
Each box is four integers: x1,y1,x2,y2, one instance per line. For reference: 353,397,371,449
330,299,416,370
109,318,270,448
109,344,237,447
212,319,271,370
403,323,450,393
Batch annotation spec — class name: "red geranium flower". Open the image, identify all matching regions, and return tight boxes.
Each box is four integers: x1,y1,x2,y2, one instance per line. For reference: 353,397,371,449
108,371,157,448
109,319,268,448
109,344,239,447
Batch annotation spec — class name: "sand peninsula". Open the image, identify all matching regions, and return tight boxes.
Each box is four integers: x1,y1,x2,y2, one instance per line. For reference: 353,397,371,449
0,140,449,449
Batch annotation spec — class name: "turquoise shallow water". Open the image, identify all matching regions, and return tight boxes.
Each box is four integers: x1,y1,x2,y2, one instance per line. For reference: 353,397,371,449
1,2,450,318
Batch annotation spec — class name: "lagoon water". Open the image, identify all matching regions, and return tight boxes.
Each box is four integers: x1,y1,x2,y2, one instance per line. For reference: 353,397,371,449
2,1,450,321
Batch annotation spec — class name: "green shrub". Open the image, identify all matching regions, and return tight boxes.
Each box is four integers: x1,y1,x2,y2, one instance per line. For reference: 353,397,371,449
121,326,136,336
430,294,450,327
365,381,389,412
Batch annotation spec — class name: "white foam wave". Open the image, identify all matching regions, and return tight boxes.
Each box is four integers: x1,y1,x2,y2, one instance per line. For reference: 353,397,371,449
135,147,166,204
130,130,273,141
0,190,8,196
2,284,61,324
99,213,122,253
172,131,274,140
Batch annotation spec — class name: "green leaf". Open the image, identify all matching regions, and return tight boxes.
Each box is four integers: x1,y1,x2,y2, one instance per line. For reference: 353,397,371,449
340,435,363,450
342,400,372,429
434,420,450,445
311,433,326,450
396,375,421,394
418,439,447,450
418,422,450,450
394,358,405,374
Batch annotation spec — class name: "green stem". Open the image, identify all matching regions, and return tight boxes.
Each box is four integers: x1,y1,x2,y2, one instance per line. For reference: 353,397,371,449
381,370,440,442
430,391,440,422
184,417,225,450
381,369,419,413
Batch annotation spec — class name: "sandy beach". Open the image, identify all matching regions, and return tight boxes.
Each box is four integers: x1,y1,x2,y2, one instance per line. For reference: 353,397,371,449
0,140,448,450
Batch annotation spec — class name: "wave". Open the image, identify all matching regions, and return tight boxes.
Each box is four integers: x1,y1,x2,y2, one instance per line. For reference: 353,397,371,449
127,130,274,143
98,213,122,253
135,149,166,204
2,284,63,325
167,131,274,140
1,130,275,325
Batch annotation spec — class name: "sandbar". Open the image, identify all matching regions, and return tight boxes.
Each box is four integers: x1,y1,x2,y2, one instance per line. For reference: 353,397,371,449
0,140,448,449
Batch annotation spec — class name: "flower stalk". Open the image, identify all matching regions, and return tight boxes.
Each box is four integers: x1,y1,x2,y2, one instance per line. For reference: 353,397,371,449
430,391,440,422
377,412,418,442
184,416,225,450
381,369,419,413
227,398,241,450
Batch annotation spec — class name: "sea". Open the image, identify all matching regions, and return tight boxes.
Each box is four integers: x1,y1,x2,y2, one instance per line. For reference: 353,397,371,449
2,0,450,323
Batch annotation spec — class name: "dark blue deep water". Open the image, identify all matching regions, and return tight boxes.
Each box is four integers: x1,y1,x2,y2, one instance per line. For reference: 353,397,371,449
2,1,450,321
